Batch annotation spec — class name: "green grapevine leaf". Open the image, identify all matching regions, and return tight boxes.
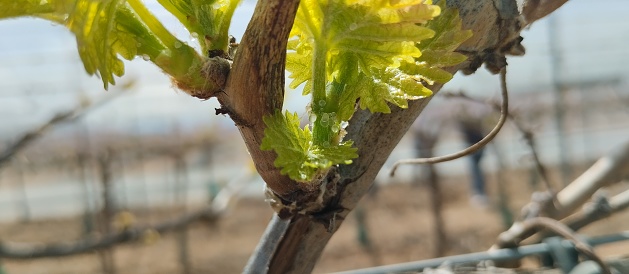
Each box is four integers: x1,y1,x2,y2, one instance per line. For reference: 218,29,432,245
336,1,472,120
156,0,240,53
286,46,314,95
70,0,132,89
287,0,459,125
1,0,210,92
261,111,358,183
287,0,440,92
1,0,165,89
1,0,135,89
407,1,473,85
337,68,433,119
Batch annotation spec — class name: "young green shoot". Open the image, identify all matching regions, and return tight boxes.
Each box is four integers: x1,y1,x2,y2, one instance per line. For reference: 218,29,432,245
262,0,472,183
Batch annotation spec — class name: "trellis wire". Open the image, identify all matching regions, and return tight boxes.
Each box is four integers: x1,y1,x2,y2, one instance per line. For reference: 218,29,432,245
332,231,629,274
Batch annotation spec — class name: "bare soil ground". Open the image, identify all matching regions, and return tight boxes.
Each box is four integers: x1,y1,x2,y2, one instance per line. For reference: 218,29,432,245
1,169,628,274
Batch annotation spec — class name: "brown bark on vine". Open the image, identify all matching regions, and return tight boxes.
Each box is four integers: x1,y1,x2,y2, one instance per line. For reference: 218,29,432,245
217,0,301,200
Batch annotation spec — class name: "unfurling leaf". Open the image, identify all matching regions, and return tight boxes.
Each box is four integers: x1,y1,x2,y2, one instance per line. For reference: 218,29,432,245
411,0,473,84
261,111,357,183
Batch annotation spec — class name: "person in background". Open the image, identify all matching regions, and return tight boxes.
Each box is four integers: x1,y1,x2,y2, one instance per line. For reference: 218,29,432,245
411,95,494,207
457,115,490,207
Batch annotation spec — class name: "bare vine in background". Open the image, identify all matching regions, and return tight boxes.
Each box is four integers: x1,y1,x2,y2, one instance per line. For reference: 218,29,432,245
0,85,130,169
0,207,217,259
492,139,629,271
0,173,247,259
565,188,629,232
389,67,510,176
495,217,612,274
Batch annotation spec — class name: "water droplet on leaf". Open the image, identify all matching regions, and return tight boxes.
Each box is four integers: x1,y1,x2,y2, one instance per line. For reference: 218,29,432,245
142,54,150,61
174,41,182,49
349,23,358,31
160,49,172,57
320,113,330,127
332,124,340,132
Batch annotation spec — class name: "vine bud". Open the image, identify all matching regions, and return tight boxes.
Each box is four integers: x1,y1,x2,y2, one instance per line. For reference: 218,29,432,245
201,56,231,92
